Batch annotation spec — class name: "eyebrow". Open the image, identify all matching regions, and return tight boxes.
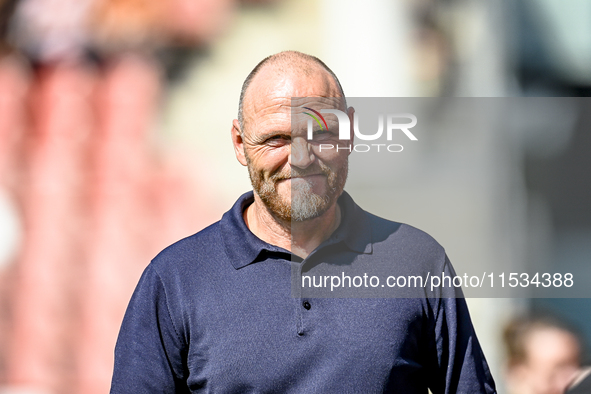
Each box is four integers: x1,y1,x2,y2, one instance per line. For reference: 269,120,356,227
250,131,291,144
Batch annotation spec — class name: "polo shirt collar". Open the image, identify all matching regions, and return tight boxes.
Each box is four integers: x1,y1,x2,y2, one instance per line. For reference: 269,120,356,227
220,190,373,270
220,192,286,270
328,191,373,255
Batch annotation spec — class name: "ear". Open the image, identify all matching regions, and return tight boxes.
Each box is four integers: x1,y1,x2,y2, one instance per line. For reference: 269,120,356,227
231,119,248,166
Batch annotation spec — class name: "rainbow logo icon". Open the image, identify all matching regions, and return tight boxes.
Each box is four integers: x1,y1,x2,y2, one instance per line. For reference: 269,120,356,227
303,107,328,132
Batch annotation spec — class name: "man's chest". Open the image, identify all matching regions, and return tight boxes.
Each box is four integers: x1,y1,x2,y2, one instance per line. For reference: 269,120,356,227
179,261,431,393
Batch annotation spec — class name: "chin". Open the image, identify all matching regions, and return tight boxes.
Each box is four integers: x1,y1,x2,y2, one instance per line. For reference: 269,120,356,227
290,191,331,222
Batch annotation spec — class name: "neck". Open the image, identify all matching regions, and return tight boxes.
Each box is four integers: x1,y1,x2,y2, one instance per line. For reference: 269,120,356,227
244,194,341,259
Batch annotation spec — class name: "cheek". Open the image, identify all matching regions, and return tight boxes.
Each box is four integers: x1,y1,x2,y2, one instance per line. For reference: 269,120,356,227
318,151,349,174
275,180,291,197
251,146,289,171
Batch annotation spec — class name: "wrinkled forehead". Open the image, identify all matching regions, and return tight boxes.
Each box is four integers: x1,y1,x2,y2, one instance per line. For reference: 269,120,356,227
291,97,347,135
291,96,346,111
244,96,346,139
243,67,345,123
250,96,346,117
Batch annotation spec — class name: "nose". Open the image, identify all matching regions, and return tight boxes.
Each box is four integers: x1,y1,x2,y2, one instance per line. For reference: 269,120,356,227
288,137,315,169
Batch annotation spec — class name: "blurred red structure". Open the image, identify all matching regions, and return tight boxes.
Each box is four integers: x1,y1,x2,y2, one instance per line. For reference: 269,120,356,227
0,0,284,392
0,56,222,393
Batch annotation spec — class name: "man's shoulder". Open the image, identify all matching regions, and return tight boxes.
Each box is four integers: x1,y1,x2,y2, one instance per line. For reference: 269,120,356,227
341,191,445,257
363,210,446,258
149,220,224,274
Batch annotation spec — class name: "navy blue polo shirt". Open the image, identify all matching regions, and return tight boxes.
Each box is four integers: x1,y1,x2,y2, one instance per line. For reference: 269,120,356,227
111,191,496,393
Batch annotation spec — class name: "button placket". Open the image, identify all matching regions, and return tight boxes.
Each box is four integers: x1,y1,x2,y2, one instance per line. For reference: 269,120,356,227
291,259,305,336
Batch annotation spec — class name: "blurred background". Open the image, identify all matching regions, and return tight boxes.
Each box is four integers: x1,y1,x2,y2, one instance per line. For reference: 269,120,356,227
0,0,590,393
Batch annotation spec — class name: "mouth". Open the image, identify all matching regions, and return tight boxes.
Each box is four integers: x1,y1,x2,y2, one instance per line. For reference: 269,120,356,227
285,174,327,188
292,174,324,179
280,174,326,181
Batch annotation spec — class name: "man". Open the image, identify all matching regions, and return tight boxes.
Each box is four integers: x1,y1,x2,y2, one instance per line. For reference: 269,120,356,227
111,51,496,393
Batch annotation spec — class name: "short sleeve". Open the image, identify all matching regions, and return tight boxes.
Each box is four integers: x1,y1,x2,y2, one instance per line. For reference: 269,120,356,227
427,255,497,394
110,265,189,393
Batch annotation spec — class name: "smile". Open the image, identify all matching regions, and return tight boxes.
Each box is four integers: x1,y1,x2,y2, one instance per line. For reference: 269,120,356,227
280,174,326,182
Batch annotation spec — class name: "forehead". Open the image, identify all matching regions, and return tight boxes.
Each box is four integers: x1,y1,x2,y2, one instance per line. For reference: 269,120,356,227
243,65,344,131
525,328,580,360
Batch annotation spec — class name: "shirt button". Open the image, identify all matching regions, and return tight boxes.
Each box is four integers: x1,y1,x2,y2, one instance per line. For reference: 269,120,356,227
303,301,311,310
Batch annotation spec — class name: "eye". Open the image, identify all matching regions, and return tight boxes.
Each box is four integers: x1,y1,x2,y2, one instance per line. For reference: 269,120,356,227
264,134,290,146
311,129,338,141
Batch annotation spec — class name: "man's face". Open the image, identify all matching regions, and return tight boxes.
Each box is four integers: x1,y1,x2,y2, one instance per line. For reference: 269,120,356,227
236,66,351,222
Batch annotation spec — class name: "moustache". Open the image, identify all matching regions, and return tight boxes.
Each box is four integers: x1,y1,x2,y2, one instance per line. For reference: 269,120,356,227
268,164,332,182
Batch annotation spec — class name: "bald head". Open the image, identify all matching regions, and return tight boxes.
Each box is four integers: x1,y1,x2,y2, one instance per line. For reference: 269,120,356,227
237,51,345,131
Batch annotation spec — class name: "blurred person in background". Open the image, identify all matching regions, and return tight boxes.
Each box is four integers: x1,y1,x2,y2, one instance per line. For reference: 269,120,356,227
504,315,583,394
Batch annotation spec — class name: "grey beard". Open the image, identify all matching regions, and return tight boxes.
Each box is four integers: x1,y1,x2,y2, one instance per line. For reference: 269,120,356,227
246,153,348,223
290,183,331,222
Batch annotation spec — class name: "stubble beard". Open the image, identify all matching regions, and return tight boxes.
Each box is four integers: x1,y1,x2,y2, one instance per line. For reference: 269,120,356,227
246,155,348,223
